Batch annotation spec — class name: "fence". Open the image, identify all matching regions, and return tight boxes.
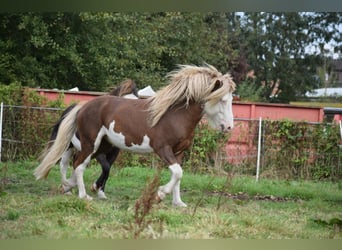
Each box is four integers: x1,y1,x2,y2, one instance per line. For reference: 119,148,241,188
0,104,63,161
224,118,342,180
0,104,341,180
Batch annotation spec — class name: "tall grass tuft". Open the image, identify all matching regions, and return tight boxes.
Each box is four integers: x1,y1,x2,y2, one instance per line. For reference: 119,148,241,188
132,169,162,239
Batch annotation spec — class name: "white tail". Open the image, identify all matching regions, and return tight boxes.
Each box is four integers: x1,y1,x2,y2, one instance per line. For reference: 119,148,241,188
34,104,82,180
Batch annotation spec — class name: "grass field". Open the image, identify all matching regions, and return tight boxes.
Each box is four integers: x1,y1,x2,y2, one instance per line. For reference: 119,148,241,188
290,101,342,108
0,160,341,239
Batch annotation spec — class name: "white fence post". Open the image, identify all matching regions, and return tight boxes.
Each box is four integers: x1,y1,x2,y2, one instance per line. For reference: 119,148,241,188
256,117,262,182
0,102,3,162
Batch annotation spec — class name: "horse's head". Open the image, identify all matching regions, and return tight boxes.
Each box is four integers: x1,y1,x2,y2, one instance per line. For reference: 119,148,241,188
109,79,138,98
203,75,235,132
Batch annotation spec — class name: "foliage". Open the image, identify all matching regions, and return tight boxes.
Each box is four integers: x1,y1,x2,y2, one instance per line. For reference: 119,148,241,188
0,12,238,92
0,82,23,105
236,79,265,102
183,123,230,173
226,12,342,102
263,120,341,180
1,12,340,102
0,86,64,161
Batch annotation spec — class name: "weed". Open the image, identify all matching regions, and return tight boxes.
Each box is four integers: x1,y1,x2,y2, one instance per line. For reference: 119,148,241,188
131,169,162,239
6,209,20,221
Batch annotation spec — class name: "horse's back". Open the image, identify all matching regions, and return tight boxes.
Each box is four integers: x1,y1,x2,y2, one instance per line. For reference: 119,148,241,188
77,95,150,135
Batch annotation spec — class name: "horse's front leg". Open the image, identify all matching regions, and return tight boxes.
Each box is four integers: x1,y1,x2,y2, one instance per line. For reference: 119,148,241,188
156,146,187,207
171,152,187,207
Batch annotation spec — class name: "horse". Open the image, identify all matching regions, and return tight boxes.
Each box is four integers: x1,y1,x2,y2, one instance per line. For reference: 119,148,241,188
34,64,236,207
47,79,138,199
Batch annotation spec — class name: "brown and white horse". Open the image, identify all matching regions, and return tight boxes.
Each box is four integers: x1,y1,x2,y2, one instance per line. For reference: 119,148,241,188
47,79,138,199
34,64,235,207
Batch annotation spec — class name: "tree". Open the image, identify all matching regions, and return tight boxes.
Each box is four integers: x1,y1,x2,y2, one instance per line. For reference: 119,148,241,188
0,12,238,92
227,12,342,102
0,13,125,90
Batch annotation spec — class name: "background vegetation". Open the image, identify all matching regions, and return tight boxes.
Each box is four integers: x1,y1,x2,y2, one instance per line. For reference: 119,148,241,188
0,12,341,102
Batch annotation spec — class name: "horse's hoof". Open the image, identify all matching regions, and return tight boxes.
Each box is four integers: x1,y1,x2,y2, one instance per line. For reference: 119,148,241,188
97,190,107,199
59,184,71,194
59,185,65,194
156,189,166,203
155,195,162,203
85,195,93,201
91,183,98,193
172,201,187,207
79,194,93,201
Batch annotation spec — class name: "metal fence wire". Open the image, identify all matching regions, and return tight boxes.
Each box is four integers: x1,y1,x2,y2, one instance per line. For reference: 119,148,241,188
0,105,341,180
224,118,342,180
0,105,63,161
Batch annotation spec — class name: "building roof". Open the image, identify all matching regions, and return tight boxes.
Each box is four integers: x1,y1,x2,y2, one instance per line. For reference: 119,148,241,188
305,88,342,97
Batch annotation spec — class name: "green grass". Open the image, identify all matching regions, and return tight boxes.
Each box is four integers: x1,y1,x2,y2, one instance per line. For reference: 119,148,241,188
0,161,341,239
290,101,342,108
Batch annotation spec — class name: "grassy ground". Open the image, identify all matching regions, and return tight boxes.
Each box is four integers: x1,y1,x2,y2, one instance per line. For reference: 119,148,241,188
0,160,341,239
290,101,342,108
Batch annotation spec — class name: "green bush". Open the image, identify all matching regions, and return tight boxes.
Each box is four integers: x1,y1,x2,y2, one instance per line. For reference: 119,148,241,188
183,123,230,173
263,120,341,180
1,84,65,160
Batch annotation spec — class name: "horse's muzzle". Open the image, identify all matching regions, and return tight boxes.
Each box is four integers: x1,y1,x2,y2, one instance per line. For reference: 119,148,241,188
220,124,233,132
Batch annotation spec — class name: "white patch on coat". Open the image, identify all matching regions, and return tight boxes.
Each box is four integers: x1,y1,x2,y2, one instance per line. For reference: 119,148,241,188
71,134,81,151
95,120,154,153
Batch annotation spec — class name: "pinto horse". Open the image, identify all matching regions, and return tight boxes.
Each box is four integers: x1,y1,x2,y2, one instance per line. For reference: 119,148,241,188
34,64,235,207
47,79,138,199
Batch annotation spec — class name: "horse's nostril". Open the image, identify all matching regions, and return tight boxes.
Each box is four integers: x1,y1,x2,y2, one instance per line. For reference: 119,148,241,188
220,124,225,131
227,126,231,130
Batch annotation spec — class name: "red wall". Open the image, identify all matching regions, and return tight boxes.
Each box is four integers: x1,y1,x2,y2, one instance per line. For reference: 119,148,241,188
233,102,324,122
35,88,104,105
34,88,324,122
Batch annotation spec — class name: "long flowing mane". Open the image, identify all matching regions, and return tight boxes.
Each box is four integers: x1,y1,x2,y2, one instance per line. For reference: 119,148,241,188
108,79,138,96
148,64,235,127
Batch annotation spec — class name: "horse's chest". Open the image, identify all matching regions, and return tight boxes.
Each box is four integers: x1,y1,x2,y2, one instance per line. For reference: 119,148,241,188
99,121,153,153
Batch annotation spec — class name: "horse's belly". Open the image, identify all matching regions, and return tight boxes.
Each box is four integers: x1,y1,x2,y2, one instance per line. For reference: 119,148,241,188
102,122,154,153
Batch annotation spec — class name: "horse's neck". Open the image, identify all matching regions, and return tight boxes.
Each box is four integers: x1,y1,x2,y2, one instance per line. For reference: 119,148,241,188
172,101,204,129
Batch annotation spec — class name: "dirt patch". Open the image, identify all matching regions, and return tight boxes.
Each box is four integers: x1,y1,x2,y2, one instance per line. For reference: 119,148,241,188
208,191,300,202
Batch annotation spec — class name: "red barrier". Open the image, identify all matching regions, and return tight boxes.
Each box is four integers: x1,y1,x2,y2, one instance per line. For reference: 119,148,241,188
33,88,324,122
233,101,324,122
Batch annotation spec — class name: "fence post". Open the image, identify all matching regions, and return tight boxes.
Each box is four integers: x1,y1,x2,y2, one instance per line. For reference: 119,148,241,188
256,117,262,182
0,102,3,162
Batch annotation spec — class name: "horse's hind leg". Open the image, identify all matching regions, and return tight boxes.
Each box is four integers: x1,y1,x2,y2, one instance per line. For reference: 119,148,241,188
60,147,76,194
73,153,92,200
91,148,120,199
91,154,109,199
72,140,96,200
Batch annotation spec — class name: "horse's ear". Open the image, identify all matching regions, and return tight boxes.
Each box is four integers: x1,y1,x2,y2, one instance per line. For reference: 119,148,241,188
212,79,223,92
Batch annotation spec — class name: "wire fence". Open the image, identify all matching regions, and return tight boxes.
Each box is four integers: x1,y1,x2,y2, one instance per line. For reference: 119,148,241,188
0,104,341,181
223,118,342,180
0,104,63,161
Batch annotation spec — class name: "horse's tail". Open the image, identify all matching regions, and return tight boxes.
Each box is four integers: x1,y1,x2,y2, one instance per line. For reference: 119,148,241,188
34,104,82,180
38,104,78,161
50,103,78,141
